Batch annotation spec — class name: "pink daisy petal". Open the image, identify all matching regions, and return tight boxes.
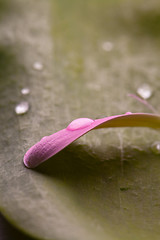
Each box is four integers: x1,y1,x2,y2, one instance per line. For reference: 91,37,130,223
24,113,160,168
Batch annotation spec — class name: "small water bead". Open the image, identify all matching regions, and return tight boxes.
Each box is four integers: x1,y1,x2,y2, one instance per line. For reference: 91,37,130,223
137,84,152,100
21,88,30,95
15,101,29,115
125,112,132,114
67,118,94,131
33,61,43,71
151,142,160,154
40,136,48,141
102,41,114,52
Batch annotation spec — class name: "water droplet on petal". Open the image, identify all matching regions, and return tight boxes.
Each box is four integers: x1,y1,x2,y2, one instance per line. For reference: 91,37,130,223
21,88,30,95
151,142,160,154
137,84,152,99
102,41,114,52
41,136,48,141
15,101,29,115
67,118,94,131
125,112,132,114
33,61,43,71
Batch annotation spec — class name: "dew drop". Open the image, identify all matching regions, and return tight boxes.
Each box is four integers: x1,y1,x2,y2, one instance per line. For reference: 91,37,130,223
125,112,132,114
67,118,94,131
21,88,30,95
15,101,29,115
137,84,152,99
41,136,48,141
33,61,43,71
151,142,160,154
102,41,114,52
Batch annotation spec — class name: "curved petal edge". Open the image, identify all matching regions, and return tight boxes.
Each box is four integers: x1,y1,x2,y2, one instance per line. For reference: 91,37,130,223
23,113,160,168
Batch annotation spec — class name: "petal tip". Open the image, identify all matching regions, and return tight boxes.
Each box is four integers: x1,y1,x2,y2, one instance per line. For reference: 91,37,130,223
23,154,30,168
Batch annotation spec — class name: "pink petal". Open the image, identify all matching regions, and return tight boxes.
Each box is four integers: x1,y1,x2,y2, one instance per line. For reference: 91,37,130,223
24,113,160,168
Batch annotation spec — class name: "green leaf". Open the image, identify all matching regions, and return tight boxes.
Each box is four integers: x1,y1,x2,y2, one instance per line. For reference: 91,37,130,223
1,0,160,240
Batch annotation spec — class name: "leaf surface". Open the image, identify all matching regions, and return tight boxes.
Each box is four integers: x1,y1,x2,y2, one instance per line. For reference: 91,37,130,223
1,0,160,240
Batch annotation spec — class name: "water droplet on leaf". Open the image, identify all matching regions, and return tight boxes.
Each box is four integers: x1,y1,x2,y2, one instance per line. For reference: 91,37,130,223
137,84,152,99
67,118,94,131
15,101,29,115
21,88,30,95
33,61,43,71
102,41,114,52
151,142,160,154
